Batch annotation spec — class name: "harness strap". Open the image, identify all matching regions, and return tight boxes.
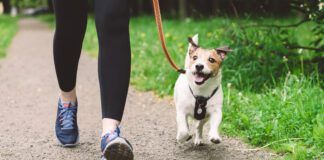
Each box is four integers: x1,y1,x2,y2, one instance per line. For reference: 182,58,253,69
189,86,219,120
189,86,219,101
152,0,186,74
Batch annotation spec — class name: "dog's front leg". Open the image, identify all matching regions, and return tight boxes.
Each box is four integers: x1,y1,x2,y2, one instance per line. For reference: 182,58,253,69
208,108,222,144
194,119,207,146
176,112,191,143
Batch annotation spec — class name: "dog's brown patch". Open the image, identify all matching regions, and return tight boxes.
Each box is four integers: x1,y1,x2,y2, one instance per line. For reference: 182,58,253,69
208,50,223,75
189,48,223,76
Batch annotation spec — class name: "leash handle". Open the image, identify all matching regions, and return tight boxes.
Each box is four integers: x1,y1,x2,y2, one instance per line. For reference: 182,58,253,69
152,0,186,74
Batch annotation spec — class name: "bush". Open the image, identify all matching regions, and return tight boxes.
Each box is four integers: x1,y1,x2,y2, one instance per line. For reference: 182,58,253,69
126,17,321,94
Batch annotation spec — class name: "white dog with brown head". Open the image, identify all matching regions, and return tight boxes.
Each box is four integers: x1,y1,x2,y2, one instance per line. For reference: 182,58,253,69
174,34,231,145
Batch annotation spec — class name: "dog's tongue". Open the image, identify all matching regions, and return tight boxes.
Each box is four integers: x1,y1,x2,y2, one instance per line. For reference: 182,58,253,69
194,74,204,83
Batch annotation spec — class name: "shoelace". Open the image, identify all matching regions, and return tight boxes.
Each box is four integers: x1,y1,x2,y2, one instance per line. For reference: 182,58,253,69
101,127,121,152
59,107,77,130
103,128,120,142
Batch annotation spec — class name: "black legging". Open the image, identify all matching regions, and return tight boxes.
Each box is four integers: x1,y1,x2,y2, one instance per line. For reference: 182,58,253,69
53,0,131,121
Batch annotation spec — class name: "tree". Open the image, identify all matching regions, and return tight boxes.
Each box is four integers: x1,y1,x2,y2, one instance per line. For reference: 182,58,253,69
211,0,220,15
179,0,187,19
47,0,53,12
2,0,11,14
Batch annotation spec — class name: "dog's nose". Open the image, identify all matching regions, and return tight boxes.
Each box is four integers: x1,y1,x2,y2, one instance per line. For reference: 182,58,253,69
195,64,204,71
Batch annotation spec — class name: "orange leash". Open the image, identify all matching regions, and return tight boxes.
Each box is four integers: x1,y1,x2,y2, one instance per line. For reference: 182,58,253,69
152,0,186,74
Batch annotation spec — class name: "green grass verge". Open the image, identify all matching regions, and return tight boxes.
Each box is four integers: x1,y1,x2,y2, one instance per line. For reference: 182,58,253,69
38,15,323,159
223,74,323,160
0,15,18,58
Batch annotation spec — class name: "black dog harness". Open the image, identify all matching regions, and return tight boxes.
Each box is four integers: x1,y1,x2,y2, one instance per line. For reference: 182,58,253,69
189,86,219,120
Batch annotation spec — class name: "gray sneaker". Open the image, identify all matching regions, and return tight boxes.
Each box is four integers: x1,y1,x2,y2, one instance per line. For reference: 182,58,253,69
100,127,134,160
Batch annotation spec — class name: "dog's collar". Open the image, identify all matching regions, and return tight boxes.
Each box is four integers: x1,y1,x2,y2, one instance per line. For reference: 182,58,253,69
189,86,219,120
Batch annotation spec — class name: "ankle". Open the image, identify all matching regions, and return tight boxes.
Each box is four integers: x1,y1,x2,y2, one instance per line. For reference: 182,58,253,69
60,88,77,103
102,118,120,137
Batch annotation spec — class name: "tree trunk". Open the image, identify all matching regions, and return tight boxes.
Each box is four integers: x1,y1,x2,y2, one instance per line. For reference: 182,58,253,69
2,0,11,14
47,0,53,13
138,0,144,15
179,0,187,19
130,0,138,16
211,0,220,15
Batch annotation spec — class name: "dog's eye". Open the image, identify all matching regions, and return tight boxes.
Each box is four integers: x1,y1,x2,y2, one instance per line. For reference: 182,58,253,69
208,58,216,63
193,56,198,60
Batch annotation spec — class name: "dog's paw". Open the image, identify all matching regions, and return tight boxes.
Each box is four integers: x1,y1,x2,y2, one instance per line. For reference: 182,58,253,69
177,132,192,143
209,135,222,144
194,137,203,146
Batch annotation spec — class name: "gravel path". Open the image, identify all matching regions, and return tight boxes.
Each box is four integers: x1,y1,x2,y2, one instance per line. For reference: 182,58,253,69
0,19,273,160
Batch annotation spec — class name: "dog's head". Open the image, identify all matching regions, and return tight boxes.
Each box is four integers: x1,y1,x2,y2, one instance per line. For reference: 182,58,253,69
185,34,232,85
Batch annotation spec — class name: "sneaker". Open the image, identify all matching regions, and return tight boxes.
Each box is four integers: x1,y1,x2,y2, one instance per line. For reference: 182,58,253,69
55,99,79,147
101,127,134,160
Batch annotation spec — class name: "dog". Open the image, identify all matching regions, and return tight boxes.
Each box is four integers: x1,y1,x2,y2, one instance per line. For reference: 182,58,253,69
174,34,232,145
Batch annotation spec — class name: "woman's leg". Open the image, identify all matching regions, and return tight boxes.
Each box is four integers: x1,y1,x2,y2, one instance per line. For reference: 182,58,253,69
94,0,131,134
53,0,88,100
52,0,88,146
95,1,133,159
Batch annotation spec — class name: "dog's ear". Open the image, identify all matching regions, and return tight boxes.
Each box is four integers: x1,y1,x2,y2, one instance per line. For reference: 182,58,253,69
192,34,199,44
188,34,199,54
215,46,232,60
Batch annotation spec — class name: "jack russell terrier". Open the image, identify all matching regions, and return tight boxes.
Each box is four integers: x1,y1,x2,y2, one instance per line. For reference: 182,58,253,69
174,34,232,146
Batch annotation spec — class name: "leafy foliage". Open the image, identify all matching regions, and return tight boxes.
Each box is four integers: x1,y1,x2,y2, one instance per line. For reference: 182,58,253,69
11,0,47,8
290,0,323,23
280,0,323,54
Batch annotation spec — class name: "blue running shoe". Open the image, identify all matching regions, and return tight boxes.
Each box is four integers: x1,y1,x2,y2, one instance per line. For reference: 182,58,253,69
55,99,79,147
101,127,134,160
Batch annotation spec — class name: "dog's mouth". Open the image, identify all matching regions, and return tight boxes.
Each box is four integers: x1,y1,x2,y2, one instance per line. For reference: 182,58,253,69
193,72,211,85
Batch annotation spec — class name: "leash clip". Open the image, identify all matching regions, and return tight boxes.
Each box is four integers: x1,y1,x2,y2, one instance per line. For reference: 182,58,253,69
177,69,186,74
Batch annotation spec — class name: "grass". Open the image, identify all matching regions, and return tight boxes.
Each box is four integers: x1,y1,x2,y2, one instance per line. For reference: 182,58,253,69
223,74,323,159
0,15,18,58
38,15,323,159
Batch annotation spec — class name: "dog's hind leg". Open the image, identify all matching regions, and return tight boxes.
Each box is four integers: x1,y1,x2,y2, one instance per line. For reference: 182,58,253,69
194,120,207,146
176,112,191,143
208,108,222,144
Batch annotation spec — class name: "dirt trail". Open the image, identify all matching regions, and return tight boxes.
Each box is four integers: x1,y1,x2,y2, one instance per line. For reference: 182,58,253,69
0,19,273,160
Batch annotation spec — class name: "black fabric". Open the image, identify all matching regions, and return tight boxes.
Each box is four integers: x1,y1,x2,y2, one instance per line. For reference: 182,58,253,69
189,86,219,120
52,0,131,121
